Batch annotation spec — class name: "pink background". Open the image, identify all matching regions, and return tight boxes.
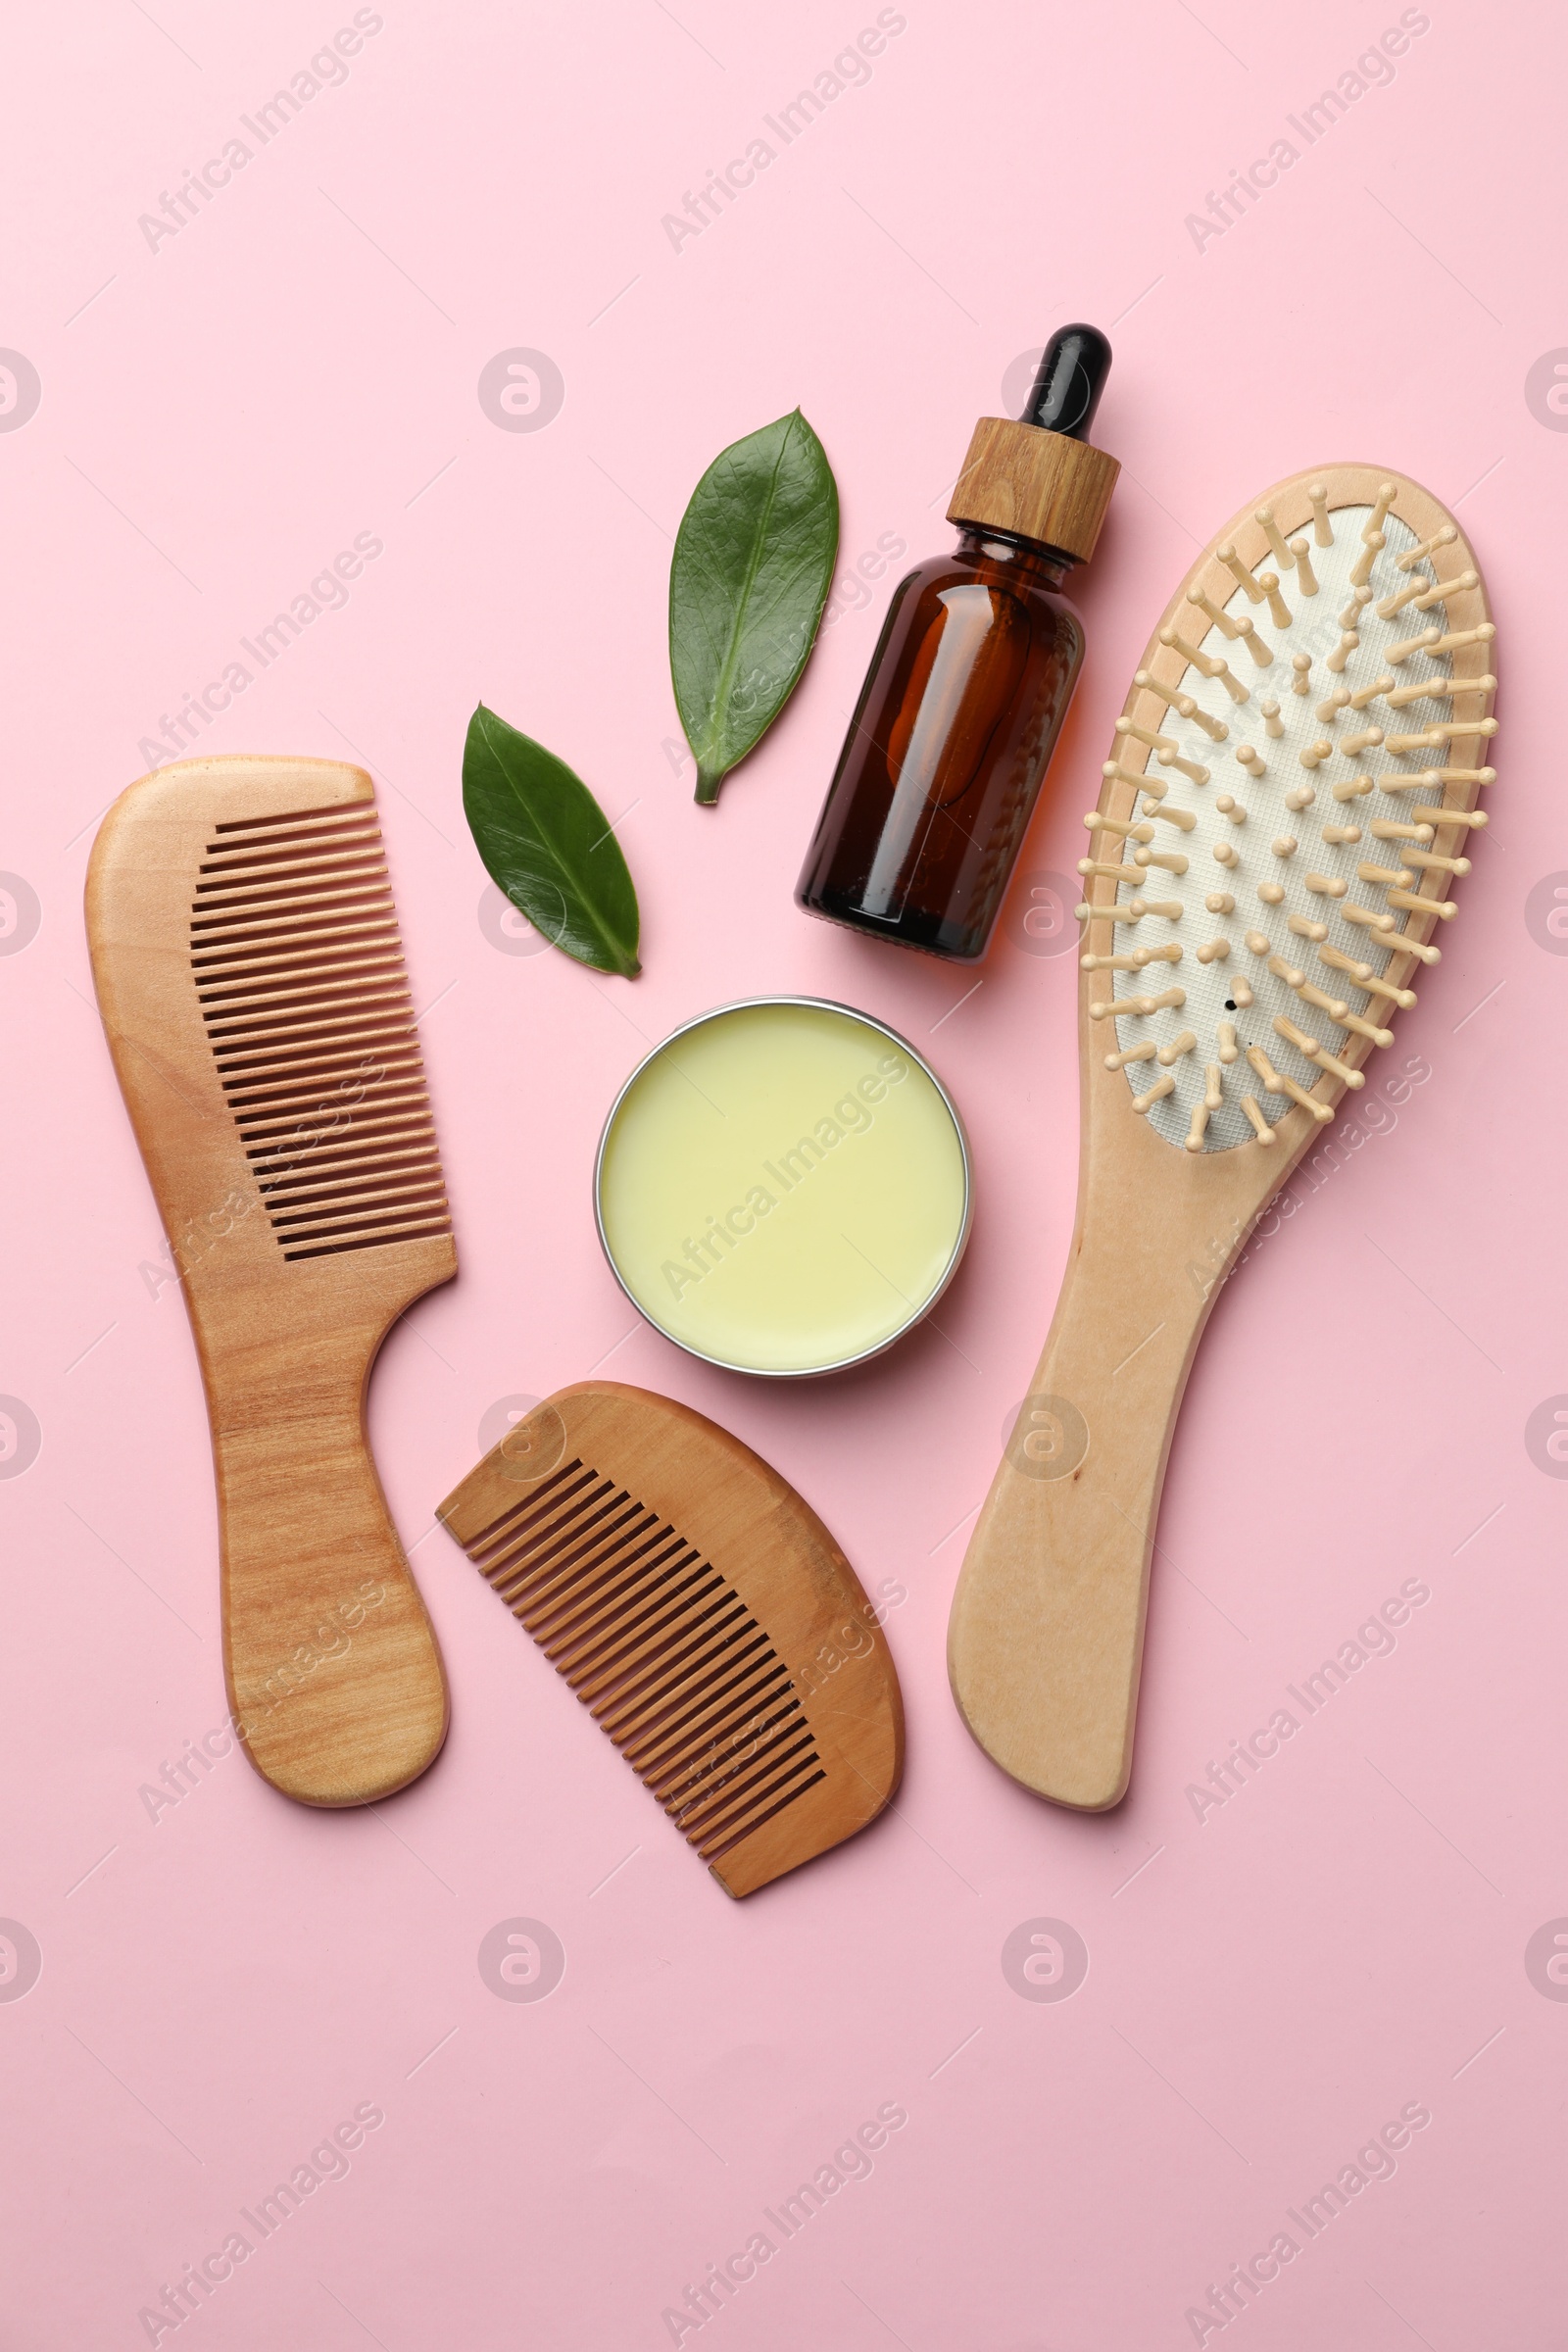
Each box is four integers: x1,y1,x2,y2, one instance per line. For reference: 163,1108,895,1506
3,3,1565,2345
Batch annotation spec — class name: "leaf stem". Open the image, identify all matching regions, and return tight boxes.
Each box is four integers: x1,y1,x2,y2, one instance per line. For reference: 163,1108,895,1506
694,765,726,807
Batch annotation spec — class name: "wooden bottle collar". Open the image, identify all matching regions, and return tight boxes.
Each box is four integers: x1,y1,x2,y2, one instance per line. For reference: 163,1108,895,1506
948,417,1120,566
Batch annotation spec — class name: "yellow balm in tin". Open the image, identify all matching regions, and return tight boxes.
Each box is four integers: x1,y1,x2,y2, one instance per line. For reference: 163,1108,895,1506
595,999,971,1377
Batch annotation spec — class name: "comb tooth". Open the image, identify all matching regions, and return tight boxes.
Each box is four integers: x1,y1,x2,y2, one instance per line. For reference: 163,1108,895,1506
1387,888,1457,920
460,1460,596,1554
623,1646,792,1775
563,1547,726,1682
680,1720,817,1828
608,1669,790,1807
509,1513,678,1642
491,1482,654,1591
451,1449,831,1871
1339,728,1384,759
1131,1072,1176,1113
1216,1023,1239,1063
678,1734,820,1846
1291,653,1312,696
700,1771,831,1866
521,1522,701,1655
476,1473,616,1577
1348,675,1393,712
1325,632,1358,676
1237,616,1273,667
612,1644,783,1787
655,1682,805,1805
1242,1095,1276,1145
565,1573,740,1703
1367,481,1397,536
568,1558,745,1693
1235,744,1265,778
1307,483,1333,545
190,807,450,1261
1348,531,1384,588
1103,1040,1157,1070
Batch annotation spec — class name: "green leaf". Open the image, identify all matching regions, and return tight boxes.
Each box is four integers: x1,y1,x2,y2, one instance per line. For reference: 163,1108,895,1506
669,408,839,807
462,704,641,978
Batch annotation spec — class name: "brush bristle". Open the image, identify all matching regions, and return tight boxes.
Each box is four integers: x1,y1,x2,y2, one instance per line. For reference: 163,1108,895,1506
1084,487,1491,1152
454,1455,828,1863
189,801,453,1258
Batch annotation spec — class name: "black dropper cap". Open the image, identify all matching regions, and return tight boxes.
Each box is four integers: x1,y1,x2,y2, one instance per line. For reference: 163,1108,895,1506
1021,323,1112,442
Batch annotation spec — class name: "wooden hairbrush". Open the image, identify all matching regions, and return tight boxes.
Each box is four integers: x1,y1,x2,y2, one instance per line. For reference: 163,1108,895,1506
437,1383,904,1895
949,466,1493,1809
86,756,455,1807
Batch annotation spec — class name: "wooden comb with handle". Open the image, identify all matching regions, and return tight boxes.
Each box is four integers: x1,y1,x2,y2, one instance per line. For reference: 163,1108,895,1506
86,756,455,1807
437,1383,905,1895
949,466,1493,1810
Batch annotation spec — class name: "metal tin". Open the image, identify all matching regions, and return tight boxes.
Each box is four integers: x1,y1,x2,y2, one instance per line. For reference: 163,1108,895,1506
592,996,973,1379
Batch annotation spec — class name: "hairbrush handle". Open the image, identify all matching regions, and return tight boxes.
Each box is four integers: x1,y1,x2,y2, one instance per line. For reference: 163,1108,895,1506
211,1321,449,1808
947,1200,1224,1810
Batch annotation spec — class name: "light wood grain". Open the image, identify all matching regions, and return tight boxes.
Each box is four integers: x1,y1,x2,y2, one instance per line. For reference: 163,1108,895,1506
86,756,454,1807
948,417,1121,564
438,1383,905,1897
949,466,1492,1810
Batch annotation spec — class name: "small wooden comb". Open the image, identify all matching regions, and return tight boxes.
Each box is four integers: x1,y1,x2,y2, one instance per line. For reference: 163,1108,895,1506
86,756,455,1807
950,466,1493,1810
437,1383,904,1895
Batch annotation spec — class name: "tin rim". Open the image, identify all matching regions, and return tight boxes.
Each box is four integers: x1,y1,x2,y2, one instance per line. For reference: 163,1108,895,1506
592,995,974,1380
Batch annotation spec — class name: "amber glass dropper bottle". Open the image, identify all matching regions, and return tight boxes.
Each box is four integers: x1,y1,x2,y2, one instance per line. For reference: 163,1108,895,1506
796,325,1120,961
